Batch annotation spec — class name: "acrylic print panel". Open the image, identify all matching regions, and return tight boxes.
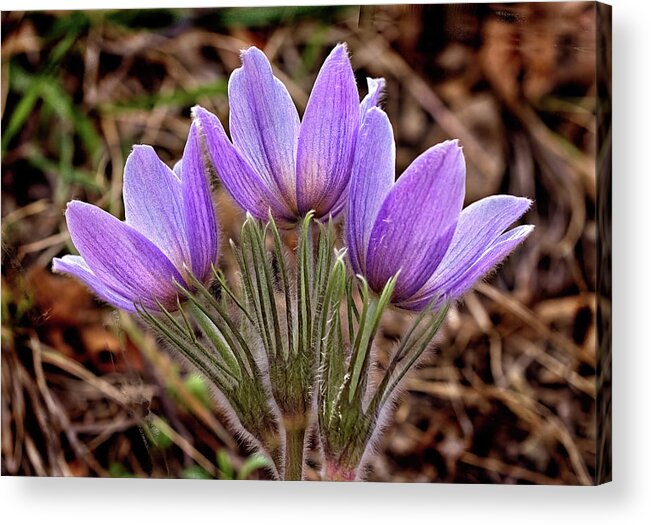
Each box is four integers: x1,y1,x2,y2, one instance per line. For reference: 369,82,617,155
1,2,611,484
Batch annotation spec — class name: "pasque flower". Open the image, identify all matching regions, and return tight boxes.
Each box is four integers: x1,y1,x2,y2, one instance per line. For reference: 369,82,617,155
52,122,219,312
347,107,533,310
193,44,383,226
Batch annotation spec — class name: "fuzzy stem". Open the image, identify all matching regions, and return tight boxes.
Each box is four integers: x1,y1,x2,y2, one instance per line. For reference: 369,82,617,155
283,416,306,481
322,459,357,482
259,431,283,480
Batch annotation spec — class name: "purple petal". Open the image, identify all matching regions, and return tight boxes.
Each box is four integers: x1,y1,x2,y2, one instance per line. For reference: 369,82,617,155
229,47,300,212
432,195,531,285
193,106,295,224
52,255,137,312
446,225,533,298
327,79,386,220
359,77,385,120
65,201,185,310
401,225,534,310
366,140,466,300
123,145,189,268
173,160,183,177
296,43,360,217
401,196,532,309
181,121,219,281
346,107,395,275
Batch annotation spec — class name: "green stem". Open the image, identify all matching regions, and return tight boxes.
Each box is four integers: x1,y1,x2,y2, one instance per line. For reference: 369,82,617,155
260,432,283,480
283,417,307,481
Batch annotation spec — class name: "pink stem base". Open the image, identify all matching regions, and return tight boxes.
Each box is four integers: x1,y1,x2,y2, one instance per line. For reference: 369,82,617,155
323,460,357,481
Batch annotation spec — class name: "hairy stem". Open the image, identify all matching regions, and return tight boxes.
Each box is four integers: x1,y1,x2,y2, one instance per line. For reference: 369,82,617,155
322,459,357,482
283,416,307,481
260,431,283,479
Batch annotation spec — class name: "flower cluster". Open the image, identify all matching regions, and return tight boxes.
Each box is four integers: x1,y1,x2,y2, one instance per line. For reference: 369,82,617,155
52,43,533,481
54,43,531,313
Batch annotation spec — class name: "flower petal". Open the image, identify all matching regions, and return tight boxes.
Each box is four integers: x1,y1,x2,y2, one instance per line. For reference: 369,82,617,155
52,255,137,312
401,225,534,310
181,121,219,281
401,196,532,309
193,106,295,224
446,225,533,298
173,159,183,177
366,140,466,300
359,77,385,120
346,107,395,275
229,47,300,212
296,43,360,217
65,201,185,310
327,79,386,221
123,145,188,268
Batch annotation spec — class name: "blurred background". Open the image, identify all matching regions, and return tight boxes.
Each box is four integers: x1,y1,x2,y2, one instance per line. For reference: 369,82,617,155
1,3,609,483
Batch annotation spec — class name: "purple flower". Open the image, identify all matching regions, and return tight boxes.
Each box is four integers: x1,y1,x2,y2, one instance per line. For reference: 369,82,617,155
347,107,533,310
52,122,219,312
193,44,382,227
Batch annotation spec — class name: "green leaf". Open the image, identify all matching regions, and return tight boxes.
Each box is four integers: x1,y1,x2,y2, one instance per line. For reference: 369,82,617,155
237,453,272,480
137,304,236,392
296,212,315,357
184,373,212,409
108,462,137,478
182,465,213,480
38,79,103,163
244,218,282,360
216,450,236,480
269,213,294,360
218,6,344,28
231,226,271,355
145,418,173,450
190,303,242,383
26,148,100,191
2,77,43,152
99,80,228,112
347,275,398,404
380,302,451,407
211,264,255,326
3,25,85,153
310,219,337,359
318,256,348,421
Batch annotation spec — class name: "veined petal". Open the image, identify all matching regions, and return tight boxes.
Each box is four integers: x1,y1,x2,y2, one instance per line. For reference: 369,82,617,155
123,145,188,268
359,77,385,120
193,106,295,224
52,255,137,312
346,107,395,275
296,43,360,217
432,195,531,285
181,121,219,281
366,140,466,300
229,47,300,212
328,79,386,220
401,196,532,308
447,225,534,298
401,225,534,310
65,201,185,310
